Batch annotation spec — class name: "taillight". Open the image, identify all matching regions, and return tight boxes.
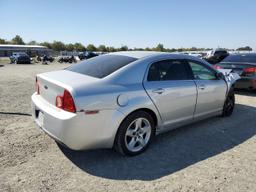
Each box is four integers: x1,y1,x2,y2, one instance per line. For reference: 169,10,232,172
213,65,222,70
35,77,40,94
56,89,76,113
243,67,256,74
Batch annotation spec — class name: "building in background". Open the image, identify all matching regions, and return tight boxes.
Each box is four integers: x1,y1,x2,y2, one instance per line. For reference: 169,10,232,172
0,44,51,57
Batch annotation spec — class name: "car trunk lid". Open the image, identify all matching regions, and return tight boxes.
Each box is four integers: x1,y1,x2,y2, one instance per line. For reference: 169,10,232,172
218,62,256,76
36,70,99,108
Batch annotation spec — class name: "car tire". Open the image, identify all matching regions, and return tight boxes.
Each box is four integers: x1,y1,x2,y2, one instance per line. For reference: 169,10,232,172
222,90,235,117
114,111,155,156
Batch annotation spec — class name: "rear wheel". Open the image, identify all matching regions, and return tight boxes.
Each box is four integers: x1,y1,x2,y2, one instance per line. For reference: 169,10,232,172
222,91,235,117
114,111,155,156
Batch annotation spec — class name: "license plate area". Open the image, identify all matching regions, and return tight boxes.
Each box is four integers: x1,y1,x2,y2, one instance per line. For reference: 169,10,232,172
35,109,44,127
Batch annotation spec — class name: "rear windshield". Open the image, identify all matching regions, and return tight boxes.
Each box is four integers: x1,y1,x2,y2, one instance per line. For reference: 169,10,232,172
66,54,137,78
222,54,256,63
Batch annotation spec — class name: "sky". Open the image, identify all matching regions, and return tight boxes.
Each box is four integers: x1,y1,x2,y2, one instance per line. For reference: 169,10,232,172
0,0,255,49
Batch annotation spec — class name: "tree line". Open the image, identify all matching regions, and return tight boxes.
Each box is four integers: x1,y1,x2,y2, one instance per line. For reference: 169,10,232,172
0,35,253,52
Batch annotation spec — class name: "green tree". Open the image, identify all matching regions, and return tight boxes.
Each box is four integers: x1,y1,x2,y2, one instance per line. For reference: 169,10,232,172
27,40,38,45
0,38,7,44
154,43,165,52
40,42,52,49
237,46,252,51
190,47,197,51
11,35,25,45
87,44,97,52
98,45,107,52
108,47,116,52
134,47,144,51
119,45,128,51
65,43,74,51
73,43,86,52
51,41,65,51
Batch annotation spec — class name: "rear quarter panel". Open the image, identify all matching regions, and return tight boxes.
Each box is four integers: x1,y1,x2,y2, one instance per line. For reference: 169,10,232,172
74,82,162,132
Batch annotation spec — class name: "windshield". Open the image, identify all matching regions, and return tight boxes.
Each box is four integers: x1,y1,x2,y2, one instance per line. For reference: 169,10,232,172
66,54,137,78
222,54,256,63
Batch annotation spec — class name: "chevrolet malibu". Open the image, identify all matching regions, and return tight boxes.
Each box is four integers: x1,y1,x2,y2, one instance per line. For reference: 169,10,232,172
32,51,237,156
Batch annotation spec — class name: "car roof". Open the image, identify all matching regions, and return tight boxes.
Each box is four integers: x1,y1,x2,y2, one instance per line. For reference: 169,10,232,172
109,51,166,59
105,51,213,85
109,51,197,60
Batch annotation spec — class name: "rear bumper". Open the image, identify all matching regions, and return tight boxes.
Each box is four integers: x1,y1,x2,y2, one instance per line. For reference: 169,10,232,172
31,93,125,150
235,77,256,90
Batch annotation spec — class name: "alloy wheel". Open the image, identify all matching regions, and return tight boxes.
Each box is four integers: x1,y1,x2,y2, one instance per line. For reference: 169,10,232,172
125,117,151,152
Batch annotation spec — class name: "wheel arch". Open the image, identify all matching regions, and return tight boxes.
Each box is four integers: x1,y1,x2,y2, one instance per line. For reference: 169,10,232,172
116,107,159,136
113,107,159,154
129,108,158,127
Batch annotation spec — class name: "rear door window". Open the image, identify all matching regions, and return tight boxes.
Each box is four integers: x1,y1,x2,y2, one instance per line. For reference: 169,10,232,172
147,60,192,81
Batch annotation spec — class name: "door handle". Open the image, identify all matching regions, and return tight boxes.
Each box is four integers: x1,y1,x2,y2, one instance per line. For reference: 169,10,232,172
198,84,206,90
152,88,165,94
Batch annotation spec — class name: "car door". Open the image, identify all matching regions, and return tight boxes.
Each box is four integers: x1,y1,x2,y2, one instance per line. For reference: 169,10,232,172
143,59,197,130
187,60,227,119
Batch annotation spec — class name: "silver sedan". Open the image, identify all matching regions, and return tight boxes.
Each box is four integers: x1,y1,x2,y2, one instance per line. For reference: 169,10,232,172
31,51,237,156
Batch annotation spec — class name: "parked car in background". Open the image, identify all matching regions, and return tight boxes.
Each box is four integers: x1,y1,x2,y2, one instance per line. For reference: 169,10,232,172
78,52,99,60
9,52,31,64
77,53,86,60
57,55,76,63
205,48,229,64
32,51,238,156
9,52,26,62
37,55,54,63
86,52,99,59
214,53,256,91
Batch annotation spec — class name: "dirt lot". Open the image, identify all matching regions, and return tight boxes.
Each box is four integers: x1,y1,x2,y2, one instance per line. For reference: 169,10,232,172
0,62,256,192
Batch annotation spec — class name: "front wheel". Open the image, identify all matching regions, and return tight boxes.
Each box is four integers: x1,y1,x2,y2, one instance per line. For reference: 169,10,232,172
114,111,155,156
222,92,235,117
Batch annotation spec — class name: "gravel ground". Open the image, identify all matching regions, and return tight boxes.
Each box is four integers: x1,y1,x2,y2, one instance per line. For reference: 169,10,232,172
0,62,256,192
